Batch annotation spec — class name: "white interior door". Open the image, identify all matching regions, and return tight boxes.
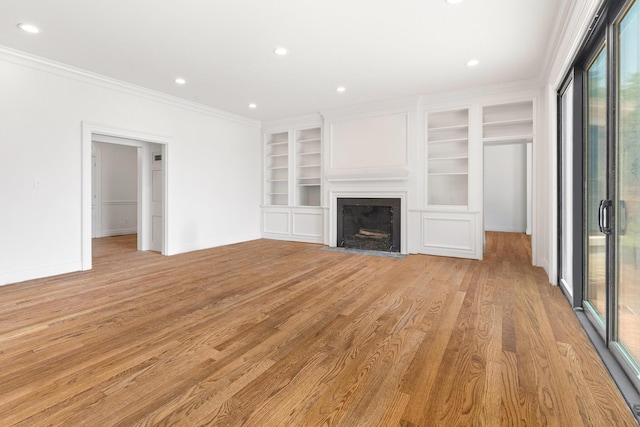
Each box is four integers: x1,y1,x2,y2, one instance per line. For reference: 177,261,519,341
151,151,163,252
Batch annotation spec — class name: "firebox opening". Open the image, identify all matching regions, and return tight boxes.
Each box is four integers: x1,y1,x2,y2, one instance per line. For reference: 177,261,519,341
337,198,401,253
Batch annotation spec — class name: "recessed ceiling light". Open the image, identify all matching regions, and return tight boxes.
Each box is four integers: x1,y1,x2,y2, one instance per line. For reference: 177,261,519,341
466,59,480,67
445,0,464,4
274,47,288,56
248,103,257,109
17,23,40,34
175,77,186,85
336,86,346,93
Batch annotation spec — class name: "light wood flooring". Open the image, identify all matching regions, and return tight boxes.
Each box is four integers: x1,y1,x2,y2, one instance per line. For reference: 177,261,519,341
0,233,636,426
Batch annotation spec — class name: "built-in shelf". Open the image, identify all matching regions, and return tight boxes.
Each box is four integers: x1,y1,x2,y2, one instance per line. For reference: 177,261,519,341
261,122,323,245
295,127,322,207
483,135,534,144
483,101,533,141
427,137,468,145
297,137,321,143
428,172,469,176
426,108,469,207
429,155,469,161
483,118,532,126
265,131,289,206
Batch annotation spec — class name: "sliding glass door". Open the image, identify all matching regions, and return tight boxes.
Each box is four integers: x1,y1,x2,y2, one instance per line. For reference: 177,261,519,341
614,0,640,381
566,0,640,395
584,42,609,334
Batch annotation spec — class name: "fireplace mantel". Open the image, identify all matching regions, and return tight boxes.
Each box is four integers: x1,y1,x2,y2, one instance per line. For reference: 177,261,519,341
328,189,408,254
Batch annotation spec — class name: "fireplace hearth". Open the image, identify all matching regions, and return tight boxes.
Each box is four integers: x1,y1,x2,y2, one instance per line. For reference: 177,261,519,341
337,198,401,253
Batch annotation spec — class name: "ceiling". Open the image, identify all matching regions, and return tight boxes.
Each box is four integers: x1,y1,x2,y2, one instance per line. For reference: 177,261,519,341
0,0,571,121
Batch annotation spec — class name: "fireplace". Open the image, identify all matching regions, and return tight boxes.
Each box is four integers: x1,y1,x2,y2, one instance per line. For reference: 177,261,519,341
337,198,401,253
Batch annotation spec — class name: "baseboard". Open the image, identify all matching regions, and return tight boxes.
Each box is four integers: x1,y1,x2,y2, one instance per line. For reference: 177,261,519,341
100,228,137,237
485,225,527,233
0,261,83,287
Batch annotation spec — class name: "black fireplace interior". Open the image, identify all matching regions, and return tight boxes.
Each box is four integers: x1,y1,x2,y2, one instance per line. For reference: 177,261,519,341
337,198,401,253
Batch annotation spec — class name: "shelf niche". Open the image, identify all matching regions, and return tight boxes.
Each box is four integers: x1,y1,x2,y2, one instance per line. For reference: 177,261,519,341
295,127,322,206
482,101,533,142
265,131,289,206
426,108,469,207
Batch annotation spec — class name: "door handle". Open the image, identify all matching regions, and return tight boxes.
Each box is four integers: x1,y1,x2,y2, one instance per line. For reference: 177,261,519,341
598,199,613,235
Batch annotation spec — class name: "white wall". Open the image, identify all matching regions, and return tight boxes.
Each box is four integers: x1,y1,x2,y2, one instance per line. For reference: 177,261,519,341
0,48,261,285
94,142,138,237
484,143,527,232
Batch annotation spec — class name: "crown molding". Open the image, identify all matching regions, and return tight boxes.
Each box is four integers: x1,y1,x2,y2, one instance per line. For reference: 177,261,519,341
537,0,577,87
545,0,602,89
0,45,261,128
419,78,543,110
320,95,421,123
261,113,323,132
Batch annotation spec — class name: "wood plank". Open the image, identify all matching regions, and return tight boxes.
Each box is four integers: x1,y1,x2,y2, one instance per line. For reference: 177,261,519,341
0,233,635,426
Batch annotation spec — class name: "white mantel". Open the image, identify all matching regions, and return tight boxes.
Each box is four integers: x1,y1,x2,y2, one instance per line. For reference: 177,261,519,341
320,99,418,255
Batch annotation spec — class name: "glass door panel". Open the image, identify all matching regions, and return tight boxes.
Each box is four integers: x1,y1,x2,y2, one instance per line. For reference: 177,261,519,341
585,44,609,331
616,0,640,372
559,80,575,300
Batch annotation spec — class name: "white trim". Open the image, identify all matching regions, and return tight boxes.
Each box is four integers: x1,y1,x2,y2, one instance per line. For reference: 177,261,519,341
320,95,421,122
100,228,137,237
262,114,323,133
101,200,137,206
0,46,260,128
560,278,574,298
326,175,410,183
0,261,83,287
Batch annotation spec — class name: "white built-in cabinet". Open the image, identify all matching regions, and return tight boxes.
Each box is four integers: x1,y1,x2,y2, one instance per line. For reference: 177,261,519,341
426,108,469,207
295,128,322,207
421,107,481,259
482,101,534,144
262,125,324,243
265,131,289,206
419,99,534,260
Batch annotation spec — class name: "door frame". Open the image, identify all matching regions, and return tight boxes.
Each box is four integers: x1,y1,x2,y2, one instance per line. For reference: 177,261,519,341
81,122,170,270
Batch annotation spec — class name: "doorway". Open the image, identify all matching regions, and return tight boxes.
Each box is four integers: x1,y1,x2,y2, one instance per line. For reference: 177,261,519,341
483,142,530,234
81,123,169,270
91,141,138,240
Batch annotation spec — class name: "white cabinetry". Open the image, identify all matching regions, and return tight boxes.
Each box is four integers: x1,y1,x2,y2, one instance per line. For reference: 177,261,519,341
262,124,323,243
420,107,481,259
295,128,322,207
426,109,469,207
482,101,534,144
265,132,289,206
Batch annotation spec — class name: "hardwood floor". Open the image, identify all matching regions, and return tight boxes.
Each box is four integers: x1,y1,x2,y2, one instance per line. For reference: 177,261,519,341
0,233,636,426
